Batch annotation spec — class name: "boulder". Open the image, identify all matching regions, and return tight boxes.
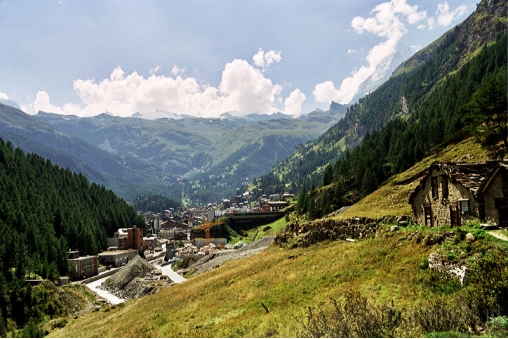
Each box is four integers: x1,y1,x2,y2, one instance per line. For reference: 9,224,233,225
465,233,476,241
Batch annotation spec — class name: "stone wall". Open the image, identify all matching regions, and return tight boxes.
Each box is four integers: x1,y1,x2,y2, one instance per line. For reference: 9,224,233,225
483,171,506,226
275,217,381,248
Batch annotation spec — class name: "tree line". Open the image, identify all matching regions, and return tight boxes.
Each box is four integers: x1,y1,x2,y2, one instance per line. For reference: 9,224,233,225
0,138,147,335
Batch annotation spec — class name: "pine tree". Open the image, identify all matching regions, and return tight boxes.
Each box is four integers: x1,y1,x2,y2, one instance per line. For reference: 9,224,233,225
461,68,508,149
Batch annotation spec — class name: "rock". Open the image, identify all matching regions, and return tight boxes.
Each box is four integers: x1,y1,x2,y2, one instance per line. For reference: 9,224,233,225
390,225,399,232
466,233,476,241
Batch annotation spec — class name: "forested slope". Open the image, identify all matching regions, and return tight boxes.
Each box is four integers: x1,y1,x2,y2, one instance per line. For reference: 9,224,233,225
255,0,507,203
0,138,146,335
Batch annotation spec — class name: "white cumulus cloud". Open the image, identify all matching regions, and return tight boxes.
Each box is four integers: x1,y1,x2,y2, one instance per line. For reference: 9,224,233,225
23,49,301,118
314,0,427,105
253,48,282,72
0,92,9,100
284,89,306,115
427,2,469,29
22,91,66,114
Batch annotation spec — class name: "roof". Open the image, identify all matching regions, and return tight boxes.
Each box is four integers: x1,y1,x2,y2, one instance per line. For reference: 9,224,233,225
409,160,507,203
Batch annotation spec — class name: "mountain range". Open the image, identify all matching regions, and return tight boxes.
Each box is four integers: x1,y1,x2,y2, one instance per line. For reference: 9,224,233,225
254,0,507,196
0,102,346,202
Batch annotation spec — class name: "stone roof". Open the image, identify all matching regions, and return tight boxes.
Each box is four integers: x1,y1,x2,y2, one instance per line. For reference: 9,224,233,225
409,160,507,203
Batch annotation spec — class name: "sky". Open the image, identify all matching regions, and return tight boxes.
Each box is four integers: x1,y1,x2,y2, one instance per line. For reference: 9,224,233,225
0,0,477,118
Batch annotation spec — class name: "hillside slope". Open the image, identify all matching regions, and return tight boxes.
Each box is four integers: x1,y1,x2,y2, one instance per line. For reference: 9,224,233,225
255,0,506,195
46,137,508,338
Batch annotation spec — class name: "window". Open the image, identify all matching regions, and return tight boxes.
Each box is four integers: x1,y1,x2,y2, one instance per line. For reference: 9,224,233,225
431,177,439,199
441,176,449,199
459,199,470,215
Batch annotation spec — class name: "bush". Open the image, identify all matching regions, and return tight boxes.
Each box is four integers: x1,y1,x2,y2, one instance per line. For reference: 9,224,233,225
300,291,484,337
301,290,406,337
488,316,508,337
462,251,508,320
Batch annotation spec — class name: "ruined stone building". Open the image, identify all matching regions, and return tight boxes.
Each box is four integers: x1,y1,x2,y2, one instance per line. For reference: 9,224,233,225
409,161,507,227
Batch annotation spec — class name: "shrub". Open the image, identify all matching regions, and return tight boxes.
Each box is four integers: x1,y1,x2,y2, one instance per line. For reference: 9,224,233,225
462,252,508,321
488,316,508,337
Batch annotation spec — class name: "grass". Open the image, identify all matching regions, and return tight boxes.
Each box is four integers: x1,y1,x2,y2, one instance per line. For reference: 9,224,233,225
229,216,288,245
50,222,508,337
48,137,505,337
49,226,465,337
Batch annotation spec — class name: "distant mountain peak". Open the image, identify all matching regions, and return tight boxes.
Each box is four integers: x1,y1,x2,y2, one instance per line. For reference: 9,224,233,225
0,99,20,109
350,43,414,104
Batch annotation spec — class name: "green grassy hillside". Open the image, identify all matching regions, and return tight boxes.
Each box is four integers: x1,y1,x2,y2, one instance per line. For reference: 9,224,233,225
47,138,507,338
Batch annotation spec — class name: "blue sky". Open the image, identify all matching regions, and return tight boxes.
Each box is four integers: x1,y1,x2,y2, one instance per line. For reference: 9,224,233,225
0,0,477,117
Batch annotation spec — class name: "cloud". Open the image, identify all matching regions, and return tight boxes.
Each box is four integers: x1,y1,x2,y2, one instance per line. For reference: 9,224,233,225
253,48,282,72
170,66,185,77
219,59,281,114
427,2,468,29
0,92,8,100
284,89,306,115
314,0,427,104
347,49,357,54
23,50,301,117
149,65,161,75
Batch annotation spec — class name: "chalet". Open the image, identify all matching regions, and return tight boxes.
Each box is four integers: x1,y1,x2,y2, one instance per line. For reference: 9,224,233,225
409,161,507,227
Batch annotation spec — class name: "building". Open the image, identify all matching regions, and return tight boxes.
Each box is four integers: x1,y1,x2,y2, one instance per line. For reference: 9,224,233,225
143,236,157,250
68,253,98,280
117,226,143,251
97,249,138,267
409,161,507,227
261,201,289,212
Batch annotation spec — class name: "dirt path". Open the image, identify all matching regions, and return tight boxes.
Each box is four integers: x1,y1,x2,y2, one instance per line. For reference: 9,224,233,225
487,230,508,241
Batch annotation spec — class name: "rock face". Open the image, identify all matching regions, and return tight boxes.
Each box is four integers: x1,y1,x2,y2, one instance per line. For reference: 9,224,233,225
275,218,379,248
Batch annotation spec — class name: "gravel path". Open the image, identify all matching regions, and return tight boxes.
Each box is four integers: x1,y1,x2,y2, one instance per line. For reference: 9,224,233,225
86,277,125,305
183,236,275,277
153,261,187,283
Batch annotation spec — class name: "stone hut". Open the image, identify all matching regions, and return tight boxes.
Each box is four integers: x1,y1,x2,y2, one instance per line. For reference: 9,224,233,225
409,161,507,227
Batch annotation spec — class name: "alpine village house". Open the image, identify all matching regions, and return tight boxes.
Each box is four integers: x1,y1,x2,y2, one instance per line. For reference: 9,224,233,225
409,160,508,228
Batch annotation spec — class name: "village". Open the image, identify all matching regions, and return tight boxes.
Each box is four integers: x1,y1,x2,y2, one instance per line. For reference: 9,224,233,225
59,159,508,288
57,191,294,287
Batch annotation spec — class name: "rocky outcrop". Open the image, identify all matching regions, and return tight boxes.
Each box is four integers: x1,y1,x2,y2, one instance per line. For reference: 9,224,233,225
428,253,469,284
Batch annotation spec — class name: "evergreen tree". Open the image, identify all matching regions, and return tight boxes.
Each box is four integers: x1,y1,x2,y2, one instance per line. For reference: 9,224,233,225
461,68,508,149
321,164,333,187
